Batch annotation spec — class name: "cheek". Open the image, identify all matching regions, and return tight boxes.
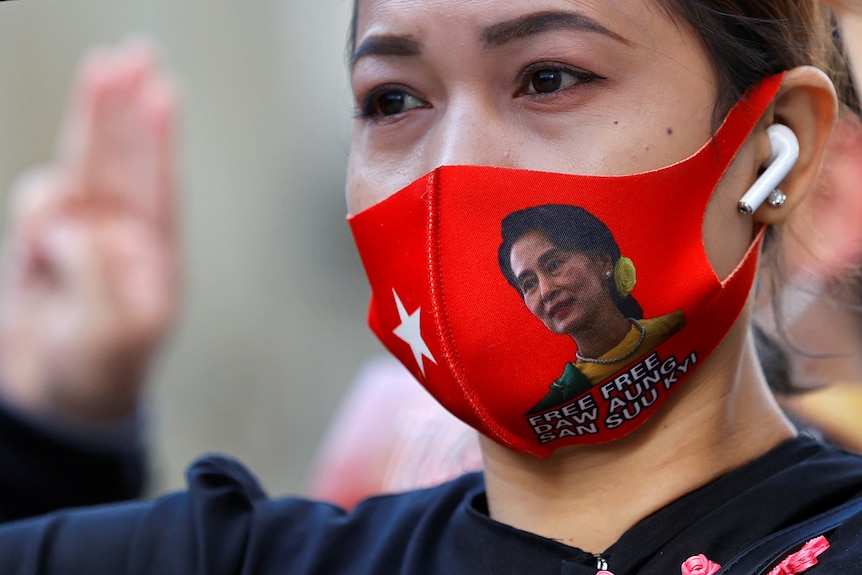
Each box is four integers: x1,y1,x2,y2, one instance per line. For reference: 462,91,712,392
345,175,374,216
579,278,607,303
346,134,417,215
346,160,430,216
562,262,593,289
346,149,378,216
524,293,543,317
702,146,760,279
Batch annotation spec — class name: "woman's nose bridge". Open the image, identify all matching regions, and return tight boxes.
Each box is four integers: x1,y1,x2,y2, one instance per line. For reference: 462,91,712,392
429,93,513,168
538,271,556,299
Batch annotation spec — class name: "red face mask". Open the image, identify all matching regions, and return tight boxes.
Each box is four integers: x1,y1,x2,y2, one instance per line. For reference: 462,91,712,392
348,75,783,457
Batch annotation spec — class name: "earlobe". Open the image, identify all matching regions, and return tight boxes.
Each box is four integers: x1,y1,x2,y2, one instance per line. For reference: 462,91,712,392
751,66,838,224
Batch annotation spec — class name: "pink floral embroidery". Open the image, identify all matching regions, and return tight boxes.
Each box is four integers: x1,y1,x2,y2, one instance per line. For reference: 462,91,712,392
596,571,614,575
766,536,830,575
681,554,722,575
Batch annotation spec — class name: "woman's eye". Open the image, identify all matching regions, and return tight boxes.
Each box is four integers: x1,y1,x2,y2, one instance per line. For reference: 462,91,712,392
519,65,602,96
360,88,427,118
546,258,563,273
520,277,537,294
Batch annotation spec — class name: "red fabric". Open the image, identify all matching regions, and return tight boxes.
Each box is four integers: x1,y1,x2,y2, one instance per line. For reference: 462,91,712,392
349,75,784,457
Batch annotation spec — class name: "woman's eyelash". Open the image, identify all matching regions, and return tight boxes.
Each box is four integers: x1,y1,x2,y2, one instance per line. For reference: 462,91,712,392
516,63,605,96
354,63,603,119
354,86,427,120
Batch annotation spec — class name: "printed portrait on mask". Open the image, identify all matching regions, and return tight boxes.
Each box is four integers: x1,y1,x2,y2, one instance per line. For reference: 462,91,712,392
497,205,685,415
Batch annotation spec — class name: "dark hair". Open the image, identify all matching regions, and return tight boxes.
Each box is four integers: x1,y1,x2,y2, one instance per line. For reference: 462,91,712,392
497,204,643,320
653,1,857,123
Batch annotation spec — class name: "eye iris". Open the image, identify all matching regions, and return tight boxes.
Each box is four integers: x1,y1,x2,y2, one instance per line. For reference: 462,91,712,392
531,70,564,93
377,92,406,116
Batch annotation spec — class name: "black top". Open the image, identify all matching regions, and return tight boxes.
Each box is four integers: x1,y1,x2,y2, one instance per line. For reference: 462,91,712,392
0,402,146,521
1,434,861,574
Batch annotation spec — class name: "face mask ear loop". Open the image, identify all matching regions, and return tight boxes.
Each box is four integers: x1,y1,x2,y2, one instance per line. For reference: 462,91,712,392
737,124,800,214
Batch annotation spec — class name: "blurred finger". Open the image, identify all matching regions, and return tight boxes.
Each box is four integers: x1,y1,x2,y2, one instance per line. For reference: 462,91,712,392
60,39,158,200
8,166,61,225
127,69,179,234
3,166,66,282
80,43,154,201
56,46,110,169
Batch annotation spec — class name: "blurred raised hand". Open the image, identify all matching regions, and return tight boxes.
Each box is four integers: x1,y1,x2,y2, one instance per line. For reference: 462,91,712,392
0,39,179,423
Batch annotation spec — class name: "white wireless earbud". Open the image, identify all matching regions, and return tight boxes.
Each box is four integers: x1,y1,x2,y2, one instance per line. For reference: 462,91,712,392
737,123,800,214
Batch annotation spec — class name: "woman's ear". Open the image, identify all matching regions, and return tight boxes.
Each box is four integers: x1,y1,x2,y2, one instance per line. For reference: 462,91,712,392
596,252,614,277
753,66,838,224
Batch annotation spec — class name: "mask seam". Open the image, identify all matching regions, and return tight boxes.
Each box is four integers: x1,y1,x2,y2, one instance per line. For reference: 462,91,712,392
426,169,540,455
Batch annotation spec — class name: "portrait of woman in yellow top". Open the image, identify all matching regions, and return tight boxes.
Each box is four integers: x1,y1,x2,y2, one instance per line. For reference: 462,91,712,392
498,204,685,414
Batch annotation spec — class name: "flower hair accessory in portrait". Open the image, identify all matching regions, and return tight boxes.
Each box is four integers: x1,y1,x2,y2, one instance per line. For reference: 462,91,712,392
614,256,636,298
349,75,784,456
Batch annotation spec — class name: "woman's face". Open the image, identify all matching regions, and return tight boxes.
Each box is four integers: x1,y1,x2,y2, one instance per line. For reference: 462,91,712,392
509,229,614,336
347,0,763,278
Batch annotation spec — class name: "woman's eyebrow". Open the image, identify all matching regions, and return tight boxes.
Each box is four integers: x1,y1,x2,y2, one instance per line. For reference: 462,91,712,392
481,10,629,47
351,35,420,69
350,10,626,70
537,248,566,268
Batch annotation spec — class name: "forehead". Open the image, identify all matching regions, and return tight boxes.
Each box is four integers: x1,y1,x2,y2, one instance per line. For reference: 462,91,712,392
511,230,556,265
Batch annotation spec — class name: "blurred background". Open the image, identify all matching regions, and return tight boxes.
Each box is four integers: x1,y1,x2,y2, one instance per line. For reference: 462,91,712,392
0,0,386,495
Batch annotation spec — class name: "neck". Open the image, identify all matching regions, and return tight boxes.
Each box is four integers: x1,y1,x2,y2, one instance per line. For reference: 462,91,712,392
479,316,795,554
573,312,632,359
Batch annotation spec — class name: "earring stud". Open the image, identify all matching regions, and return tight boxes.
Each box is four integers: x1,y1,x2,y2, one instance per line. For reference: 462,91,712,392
767,188,786,208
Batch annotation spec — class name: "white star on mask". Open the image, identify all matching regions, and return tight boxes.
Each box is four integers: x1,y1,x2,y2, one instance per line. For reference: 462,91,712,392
392,289,437,376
